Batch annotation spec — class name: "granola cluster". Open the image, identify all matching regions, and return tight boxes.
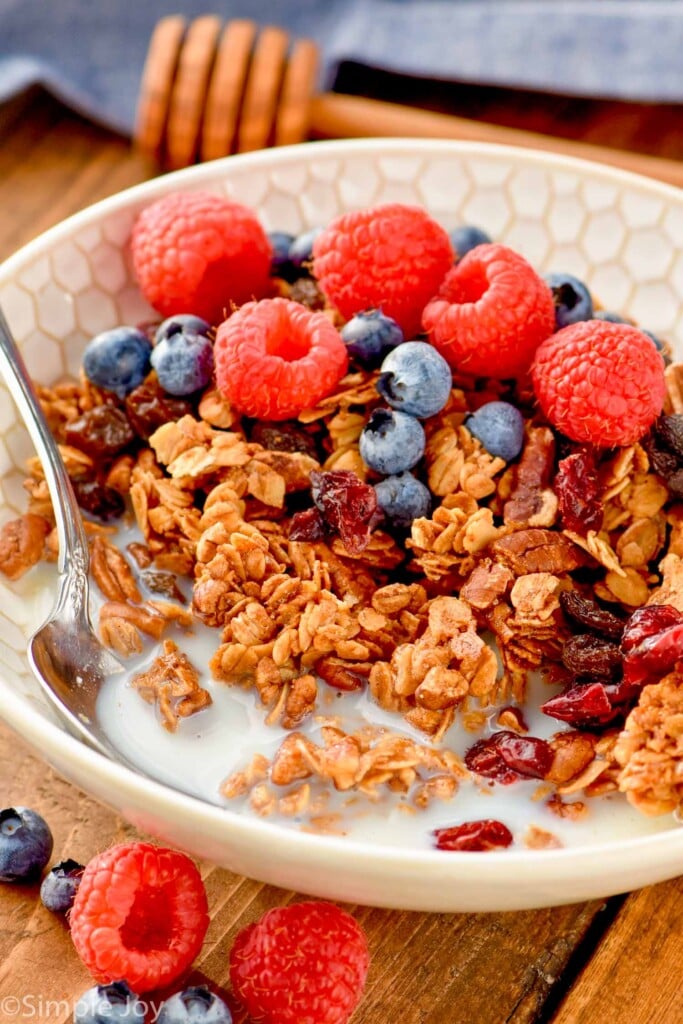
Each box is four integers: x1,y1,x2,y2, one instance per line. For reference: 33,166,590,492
2,336,683,826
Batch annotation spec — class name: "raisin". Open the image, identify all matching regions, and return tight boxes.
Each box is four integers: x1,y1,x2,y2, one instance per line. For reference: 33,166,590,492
309,469,379,555
654,414,683,460
465,730,553,783
541,683,620,726
561,634,622,679
554,448,603,535
666,469,683,500
125,380,194,440
620,604,683,653
73,480,125,521
288,277,325,310
140,570,186,603
559,590,624,641
642,431,679,480
289,506,326,542
65,406,135,459
433,819,513,852
250,420,319,460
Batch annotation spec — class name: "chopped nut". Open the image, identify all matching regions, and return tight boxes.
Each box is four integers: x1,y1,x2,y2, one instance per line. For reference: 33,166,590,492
131,639,212,731
0,513,49,579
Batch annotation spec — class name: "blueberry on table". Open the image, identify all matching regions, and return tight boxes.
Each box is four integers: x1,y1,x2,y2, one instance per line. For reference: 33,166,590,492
82,326,152,399
545,272,594,327
0,806,53,882
341,308,404,369
449,224,491,260
376,340,452,418
156,986,233,1023
466,401,525,461
74,981,145,1024
40,857,84,912
151,329,214,396
375,471,431,527
155,314,211,343
359,408,426,475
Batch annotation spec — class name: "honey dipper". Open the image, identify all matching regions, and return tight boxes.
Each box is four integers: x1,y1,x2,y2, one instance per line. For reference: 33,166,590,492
134,15,683,187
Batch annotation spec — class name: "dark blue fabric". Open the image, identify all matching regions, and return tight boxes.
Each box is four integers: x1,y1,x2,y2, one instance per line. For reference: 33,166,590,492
0,1,681,135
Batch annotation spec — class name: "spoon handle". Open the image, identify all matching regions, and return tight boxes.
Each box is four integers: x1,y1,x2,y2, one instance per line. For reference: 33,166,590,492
0,307,90,578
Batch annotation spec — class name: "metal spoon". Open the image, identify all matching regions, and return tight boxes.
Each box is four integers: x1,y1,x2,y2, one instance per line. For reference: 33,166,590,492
0,306,125,760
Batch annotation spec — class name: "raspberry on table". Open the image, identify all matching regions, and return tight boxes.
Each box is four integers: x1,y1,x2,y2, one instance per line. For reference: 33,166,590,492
131,191,272,325
229,900,370,1024
531,320,666,446
312,202,453,338
70,841,209,994
422,243,556,378
214,297,348,420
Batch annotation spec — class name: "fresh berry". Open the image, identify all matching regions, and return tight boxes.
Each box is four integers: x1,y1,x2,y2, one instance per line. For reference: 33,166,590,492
313,203,453,337
376,341,452,418
340,308,404,369
465,401,525,461
156,986,233,1024
268,230,296,279
309,469,380,554
375,471,431,527
155,314,211,344
0,807,53,881
151,329,214,396
73,981,144,1024
422,243,555,378
594,310,628,324
40,857,84,912
131,191,272,324
545,272,594,327
214,297,348,420
531,320,666,446
229,900,369,1024
359,408,426,475
83,327,152,399
70,842,209,993
449,224,492,260
289,227,324,273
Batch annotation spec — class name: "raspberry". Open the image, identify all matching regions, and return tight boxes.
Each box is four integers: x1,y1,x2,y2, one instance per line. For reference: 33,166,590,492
312,203,453,338
70,842,209,993
229,900,369,1024
214,297,348,420
131,191,272,325
422,243,555,378
531,320,666,446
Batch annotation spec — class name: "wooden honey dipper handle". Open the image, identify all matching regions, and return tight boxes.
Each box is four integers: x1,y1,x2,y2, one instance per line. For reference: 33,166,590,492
135,16,683,188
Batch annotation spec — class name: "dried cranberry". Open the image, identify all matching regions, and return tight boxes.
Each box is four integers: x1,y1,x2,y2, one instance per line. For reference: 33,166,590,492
561,633,622,680
309,470,380,555
433,819,513,852
559,590,624,641
289,506,326,542
73,480,125,521
554,448,603,535
541,683,620,726
620,604,683,653
125,380,194,440
622,621,683,687
465,730,553,783
250,420,318,460
65,406,135,459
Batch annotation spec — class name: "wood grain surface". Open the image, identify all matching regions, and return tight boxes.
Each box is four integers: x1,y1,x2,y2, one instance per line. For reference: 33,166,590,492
0,84,681,1024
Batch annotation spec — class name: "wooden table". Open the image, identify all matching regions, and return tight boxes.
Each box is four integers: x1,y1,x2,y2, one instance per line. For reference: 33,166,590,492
0,83,681,1024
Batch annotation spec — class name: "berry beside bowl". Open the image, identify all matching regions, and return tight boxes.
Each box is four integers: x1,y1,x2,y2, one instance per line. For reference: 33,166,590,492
0,140,681,914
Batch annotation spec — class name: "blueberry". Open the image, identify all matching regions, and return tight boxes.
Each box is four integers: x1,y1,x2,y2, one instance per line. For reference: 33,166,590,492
340,309,404,369
74,981,144,1024
288,227,323,273
151,330,214,396
376,341,452,418
375,472,431,527
593,310,628,324
466,401,525,462
155,986,233,1024
0,807,53,882
155,314,211,344
640,328,671,363
83,326,152,399
359,408,425,475
450,225,491,260
545,272,594,328
40,857,84,912
268,230,296,280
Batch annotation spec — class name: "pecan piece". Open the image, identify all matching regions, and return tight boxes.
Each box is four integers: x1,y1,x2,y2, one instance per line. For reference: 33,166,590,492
0,513,49,579
491,528,589,575
90,535,141,603
503,427,557,526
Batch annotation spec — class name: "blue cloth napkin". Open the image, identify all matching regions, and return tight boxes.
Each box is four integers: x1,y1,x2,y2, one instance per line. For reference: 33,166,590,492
0,1,681,136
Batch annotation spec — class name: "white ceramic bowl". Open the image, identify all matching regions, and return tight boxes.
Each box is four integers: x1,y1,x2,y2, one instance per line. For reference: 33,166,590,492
0,139,681,913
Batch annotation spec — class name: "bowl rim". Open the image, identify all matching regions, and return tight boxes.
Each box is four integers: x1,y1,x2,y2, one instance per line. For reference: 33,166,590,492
0,136,681,882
